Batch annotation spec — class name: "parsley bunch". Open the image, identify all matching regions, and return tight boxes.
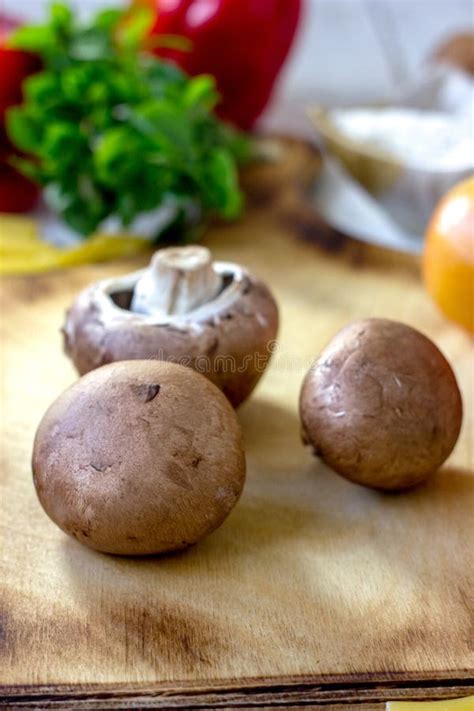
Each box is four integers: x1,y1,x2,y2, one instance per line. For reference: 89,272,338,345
7,3,249,238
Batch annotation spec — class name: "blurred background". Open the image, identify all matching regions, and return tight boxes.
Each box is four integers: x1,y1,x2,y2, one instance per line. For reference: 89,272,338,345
1,0,472,271
4,0,473,129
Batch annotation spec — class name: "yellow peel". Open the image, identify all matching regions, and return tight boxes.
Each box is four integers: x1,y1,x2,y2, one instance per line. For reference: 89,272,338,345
0,214,151,275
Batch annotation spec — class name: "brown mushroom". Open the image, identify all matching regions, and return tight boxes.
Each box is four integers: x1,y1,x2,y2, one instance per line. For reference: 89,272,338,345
32,360,246,555
63,246,278,407
299,319,463,491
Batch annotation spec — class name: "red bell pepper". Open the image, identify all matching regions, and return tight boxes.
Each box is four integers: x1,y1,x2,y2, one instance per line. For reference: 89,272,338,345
0,13,40,213
0,160,40,213
143,0,302,130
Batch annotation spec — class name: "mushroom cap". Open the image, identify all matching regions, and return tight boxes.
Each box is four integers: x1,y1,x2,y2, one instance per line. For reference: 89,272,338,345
299,319,463,491
63,260,278,408
32,360,246,554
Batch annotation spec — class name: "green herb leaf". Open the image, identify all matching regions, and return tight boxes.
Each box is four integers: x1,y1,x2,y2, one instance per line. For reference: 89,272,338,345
117,6,153,50
7,1,249,239
9,25,55,53
7,108,42,153
203,148,243,219
50,2,73,31
145,34,192,52
95,9,124,33
184,75,219,111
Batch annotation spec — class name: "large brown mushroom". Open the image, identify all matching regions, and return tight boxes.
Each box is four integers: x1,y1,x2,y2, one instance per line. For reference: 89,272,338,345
32,360,246,555
299,319,463,491
63,246,278,407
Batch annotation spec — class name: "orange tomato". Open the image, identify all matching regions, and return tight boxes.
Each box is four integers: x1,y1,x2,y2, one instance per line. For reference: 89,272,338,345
423,176,474,334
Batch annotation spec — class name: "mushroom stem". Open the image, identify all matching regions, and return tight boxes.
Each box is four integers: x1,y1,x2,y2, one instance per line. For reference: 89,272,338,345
131,246,223,316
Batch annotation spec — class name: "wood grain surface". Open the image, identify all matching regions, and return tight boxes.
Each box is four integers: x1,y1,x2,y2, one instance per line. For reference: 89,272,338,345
1,180,473,708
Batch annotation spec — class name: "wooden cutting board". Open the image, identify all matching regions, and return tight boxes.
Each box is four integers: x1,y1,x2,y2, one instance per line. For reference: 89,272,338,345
1,156,473,709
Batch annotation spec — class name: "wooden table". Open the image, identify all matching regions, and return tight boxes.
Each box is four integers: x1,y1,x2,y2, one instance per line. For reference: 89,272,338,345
1,192,473,708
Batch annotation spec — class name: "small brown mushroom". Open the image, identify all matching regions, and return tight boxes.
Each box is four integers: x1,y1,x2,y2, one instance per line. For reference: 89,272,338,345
63,246,278,407
32,360,246,555
299,319,463,491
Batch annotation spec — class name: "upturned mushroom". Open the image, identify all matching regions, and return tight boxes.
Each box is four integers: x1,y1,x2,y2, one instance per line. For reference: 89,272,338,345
32,360,246,555
63,246,278,407
299,318,463,491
